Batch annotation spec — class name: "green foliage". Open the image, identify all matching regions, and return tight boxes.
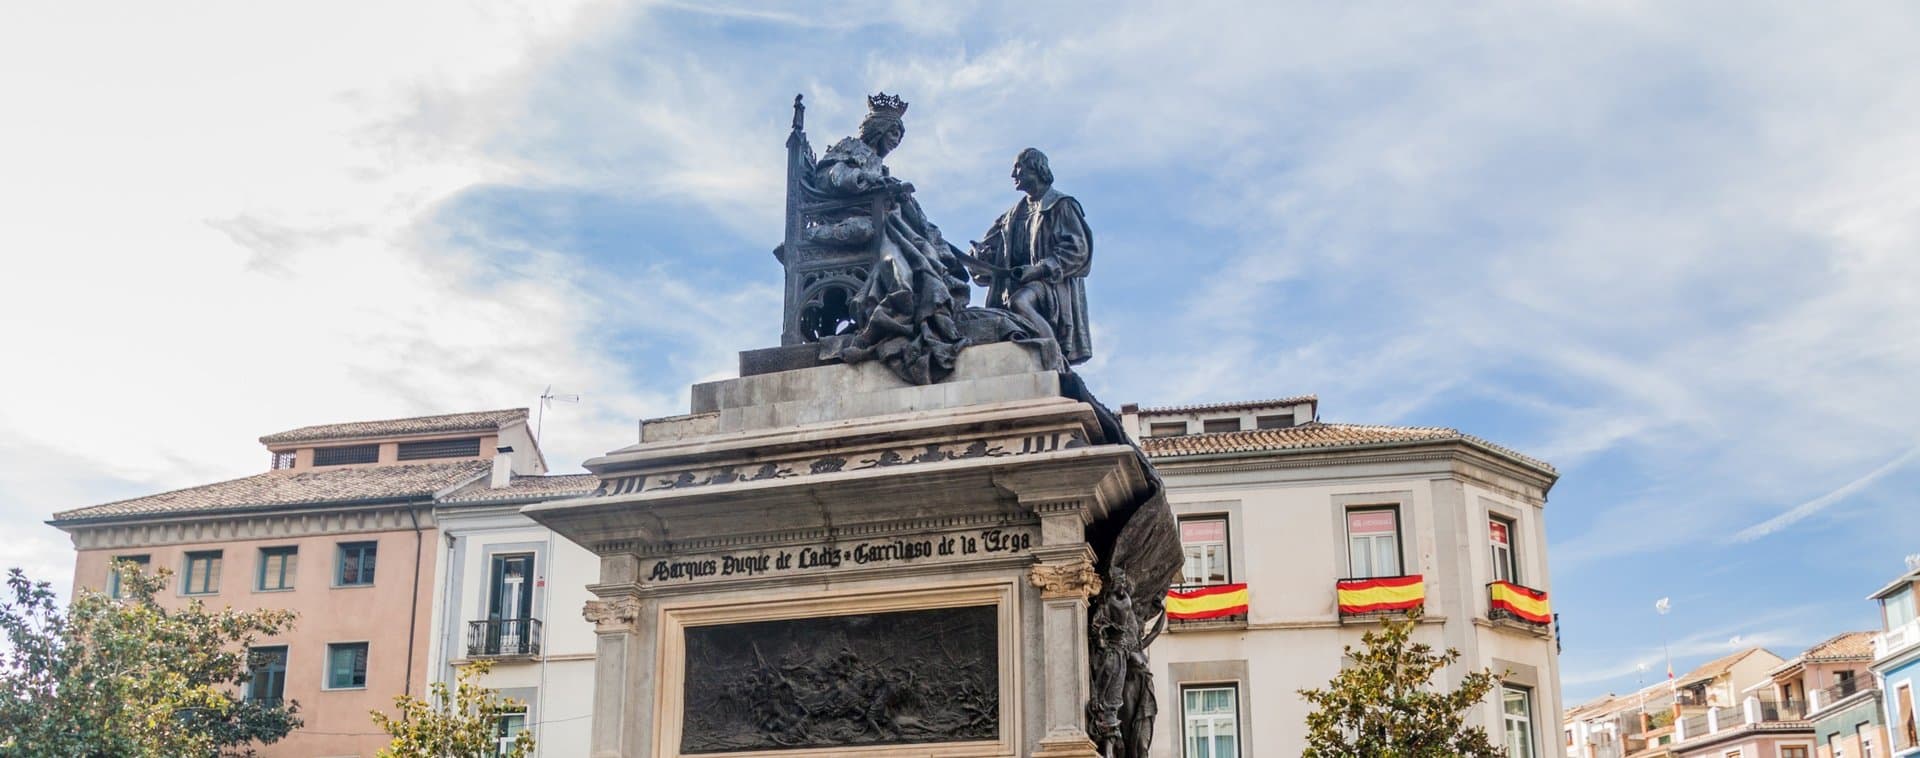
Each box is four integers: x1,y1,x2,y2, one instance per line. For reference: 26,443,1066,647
0,564,301,757
371,659,533,757
1298,610,1507,758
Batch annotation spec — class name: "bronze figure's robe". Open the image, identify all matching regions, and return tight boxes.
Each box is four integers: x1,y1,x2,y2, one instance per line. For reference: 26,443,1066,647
974,187,1093,365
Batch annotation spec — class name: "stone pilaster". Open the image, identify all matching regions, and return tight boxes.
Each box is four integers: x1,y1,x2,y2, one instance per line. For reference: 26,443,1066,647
1028,551,1101,758
582,595,646,757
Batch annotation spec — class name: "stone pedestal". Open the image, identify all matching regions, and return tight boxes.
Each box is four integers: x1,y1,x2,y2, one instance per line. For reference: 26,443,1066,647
527,343,1152,758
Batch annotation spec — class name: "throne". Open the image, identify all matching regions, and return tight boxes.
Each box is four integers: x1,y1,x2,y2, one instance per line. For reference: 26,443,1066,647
773,95,891,347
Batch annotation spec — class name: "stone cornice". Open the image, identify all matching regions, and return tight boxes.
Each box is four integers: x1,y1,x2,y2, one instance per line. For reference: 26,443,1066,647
62,503,436,551
1150,441,1553,504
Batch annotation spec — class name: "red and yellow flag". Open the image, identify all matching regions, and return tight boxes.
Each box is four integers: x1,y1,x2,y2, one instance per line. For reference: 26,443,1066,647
1489,581,1551,624
1337,575,1425,615
1166,583,1249,620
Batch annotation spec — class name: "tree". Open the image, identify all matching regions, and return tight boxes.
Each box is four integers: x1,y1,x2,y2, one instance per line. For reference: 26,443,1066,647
0,565,301,757
371,659,533,757
1298,610,1507,758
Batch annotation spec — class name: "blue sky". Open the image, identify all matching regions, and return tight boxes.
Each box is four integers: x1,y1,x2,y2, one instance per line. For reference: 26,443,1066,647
3,1,1918,705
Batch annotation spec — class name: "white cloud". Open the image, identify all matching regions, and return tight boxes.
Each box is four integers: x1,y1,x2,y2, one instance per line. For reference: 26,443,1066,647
0,0,674,591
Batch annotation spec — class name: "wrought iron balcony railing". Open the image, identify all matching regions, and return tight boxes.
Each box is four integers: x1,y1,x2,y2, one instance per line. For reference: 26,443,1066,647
1335,574,1424,619
467,618,542,659
1487,580,1552,626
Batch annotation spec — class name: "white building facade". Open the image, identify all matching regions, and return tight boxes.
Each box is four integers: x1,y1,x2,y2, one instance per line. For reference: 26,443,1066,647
1126,396,1563,758
427,463,600,757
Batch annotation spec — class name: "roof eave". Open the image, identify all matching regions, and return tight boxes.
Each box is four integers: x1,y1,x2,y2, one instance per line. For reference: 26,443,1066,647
1150,436,1559,490
47,493,435,530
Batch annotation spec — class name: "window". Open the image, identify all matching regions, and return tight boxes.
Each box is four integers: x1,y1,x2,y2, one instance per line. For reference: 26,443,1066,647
1179,518,1230,585
183,551,222,595
326,642,368,689
1781,747,1809,758
312,444,378,466
1859,721,1875,758
397,437,482,461
271,451,296,470
107,555,150,598
1182,685,1240,758
1887,586,1916,630
1503,685,1537,758
1724,751,1742,758
1149,422,1188,438
1255,413,1294,430
336,542,377,586
247,646,287,703
257,546,297,591
1202,418,1241,434
1897,683,1916,750
1830,733,1845,758
1490,516,1517,583
494,707,529,757
1346,508,1402,579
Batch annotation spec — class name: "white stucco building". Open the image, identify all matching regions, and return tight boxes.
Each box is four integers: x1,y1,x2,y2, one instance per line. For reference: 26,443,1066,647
1125,395,1563,758
425,447,601,758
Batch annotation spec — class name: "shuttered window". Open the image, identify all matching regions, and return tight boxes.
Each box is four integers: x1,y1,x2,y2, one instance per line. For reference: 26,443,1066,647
397,437,481,460
313,444,378,466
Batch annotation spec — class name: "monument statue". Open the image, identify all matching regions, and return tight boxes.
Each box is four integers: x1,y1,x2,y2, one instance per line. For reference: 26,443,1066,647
752,96,1181,757
777,92,973,385
967,148,1094,366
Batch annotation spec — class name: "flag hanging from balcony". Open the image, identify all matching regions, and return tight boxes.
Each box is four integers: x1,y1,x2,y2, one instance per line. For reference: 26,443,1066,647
1490,581,1552,624
1166,583,1249,620
1337,575,1425,615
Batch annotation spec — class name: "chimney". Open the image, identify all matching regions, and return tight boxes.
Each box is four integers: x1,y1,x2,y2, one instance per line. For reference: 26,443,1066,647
491,445,513,489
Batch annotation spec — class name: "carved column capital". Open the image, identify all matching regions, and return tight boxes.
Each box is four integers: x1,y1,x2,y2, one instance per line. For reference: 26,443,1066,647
1028,557,1103,601
582,596,641,633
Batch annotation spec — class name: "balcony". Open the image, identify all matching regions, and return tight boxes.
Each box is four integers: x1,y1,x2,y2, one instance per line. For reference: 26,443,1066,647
1811,678,1868,713
466,618,542,659
1488,580,1552,627
1877,617,1920,661
1336,574,1424,620
1166,583,1248,629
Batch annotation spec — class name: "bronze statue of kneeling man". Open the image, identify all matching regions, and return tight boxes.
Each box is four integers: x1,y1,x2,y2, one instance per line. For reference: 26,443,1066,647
967,148,1094,366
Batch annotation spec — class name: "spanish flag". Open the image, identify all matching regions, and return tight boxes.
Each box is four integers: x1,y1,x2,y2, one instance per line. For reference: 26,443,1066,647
1489,581,1551,624
1166,583,1250,620
1337,575,1425,615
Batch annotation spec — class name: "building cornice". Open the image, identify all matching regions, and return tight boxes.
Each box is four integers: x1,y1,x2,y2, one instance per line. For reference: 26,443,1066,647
1150,441,1554,504
58,500,437,551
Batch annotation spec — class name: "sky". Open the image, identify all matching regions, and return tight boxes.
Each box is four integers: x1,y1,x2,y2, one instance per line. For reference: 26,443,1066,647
3,0,1918,705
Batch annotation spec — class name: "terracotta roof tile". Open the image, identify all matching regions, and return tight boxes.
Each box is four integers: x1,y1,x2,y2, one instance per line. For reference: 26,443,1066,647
50,460,491,522
1140,422,1555,474
1678,647,1777,685
1135,395,1318,415
259,408,528,445
1802,631,1877,661
442,473,600,504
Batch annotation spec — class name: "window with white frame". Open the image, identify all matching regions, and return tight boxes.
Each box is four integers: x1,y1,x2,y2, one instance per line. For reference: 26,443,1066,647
1179,518,1230,586
1489,516,1517,583
493,706,529,757
1182,685,1240,758
1502,685,1537,758
182,550,222,595
1887,585,1916,630
1346,508,1401,579
1830,732,1845,758
1858,721,1875,758
1896,683,1916,750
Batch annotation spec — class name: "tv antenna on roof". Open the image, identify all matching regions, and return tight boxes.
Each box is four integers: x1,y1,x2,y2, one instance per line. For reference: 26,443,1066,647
537,385,580,444
1906,554,1920,571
